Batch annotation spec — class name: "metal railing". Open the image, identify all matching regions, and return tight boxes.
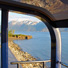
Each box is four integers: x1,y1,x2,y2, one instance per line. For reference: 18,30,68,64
11,60,51,68
57,61,68,68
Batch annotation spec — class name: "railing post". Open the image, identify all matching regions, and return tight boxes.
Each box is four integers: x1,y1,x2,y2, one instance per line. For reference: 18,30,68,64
1,9,8,68
43,62,45,68
17,64,20,68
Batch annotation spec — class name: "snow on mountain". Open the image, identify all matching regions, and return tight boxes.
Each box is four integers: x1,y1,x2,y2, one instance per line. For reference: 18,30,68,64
8,20,68,32
9,20,40,26
8,20,47,32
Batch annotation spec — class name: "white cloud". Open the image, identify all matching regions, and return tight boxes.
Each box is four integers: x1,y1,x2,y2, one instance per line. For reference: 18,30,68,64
8,12,41,22
0,11,41,25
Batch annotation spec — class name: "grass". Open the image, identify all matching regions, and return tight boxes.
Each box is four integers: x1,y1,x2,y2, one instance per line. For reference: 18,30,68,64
8,34,27,37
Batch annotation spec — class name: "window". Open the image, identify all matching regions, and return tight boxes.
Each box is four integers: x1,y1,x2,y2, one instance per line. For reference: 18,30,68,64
60,29,68,68
0,1,68,68
8,12,51,68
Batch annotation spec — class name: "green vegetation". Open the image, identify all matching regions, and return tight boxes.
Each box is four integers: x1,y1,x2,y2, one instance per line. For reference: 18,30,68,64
8,30,15,37
8,30,26,38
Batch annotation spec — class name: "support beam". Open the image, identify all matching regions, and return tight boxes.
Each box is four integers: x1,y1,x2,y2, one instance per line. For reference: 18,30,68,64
45,22,56,68
1,9,8,68
53,28,61,68
46,22,61,68
17,64,20,68
54,19,68,28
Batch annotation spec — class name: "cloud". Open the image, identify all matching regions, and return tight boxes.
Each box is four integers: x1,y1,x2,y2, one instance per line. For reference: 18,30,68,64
8,12,41,22
0,11,41,25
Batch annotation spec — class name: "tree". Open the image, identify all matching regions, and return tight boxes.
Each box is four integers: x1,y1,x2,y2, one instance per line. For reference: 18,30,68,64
8,30,15,35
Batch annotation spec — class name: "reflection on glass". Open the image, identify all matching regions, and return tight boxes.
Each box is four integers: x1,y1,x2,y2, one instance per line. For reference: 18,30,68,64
13,0,68,20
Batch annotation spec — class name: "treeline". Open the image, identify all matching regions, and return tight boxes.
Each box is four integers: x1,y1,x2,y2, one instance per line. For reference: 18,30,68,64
8,30,26,37
8,30,15,37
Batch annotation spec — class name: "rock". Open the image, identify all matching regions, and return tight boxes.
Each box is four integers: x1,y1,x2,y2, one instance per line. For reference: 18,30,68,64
8,41,43,68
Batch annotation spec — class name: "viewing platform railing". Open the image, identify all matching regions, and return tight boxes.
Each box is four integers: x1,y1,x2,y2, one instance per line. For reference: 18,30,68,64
11,60,68,68
11,60,51,68
57,61,68,68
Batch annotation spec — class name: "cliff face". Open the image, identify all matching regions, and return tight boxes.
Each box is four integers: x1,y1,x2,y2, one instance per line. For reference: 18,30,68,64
14,0,68,14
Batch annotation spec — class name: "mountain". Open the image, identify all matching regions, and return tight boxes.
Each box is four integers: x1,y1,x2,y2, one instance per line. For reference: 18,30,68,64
8,20,68,32
8,20,48,32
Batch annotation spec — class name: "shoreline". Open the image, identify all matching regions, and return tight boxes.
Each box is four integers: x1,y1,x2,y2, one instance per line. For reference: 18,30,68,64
8,40,36,61
8,38,43,68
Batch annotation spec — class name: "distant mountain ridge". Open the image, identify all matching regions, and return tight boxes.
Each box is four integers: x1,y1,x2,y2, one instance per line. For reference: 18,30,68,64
8,20,48,32
9,20,40,26
8,20,68,32
0,20,68,32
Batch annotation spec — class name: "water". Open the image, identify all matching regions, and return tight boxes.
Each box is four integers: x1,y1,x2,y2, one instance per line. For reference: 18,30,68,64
0,32,68,68
14,32,68,67
61,32,68,67
14,32,51,67
14,32,51,61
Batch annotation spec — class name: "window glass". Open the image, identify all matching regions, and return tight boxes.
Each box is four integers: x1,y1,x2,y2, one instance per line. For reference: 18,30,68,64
60,29,68,68
8,12,51,68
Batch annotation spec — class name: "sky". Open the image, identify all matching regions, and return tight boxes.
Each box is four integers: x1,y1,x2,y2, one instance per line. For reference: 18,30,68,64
0,10,41,25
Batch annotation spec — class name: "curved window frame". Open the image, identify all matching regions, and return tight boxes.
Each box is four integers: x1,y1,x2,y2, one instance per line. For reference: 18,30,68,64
0,0,68,68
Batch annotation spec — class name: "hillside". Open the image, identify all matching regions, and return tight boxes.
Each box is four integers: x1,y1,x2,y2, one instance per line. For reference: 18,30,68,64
8,20,47,32
8,20,68,32
0,20,68,32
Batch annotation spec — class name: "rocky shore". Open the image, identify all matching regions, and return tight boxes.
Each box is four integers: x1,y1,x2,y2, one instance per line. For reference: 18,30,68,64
8,37,44,68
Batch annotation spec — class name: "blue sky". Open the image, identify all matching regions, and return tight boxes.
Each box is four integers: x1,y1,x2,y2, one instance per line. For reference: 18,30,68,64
0,10,41,25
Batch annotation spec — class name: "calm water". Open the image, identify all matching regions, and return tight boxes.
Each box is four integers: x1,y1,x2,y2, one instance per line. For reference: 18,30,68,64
14,32,51,60
14,32,68,67
0,32,68,68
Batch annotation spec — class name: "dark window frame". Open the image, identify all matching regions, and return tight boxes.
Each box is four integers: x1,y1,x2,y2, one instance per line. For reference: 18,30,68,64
0,0,68,68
